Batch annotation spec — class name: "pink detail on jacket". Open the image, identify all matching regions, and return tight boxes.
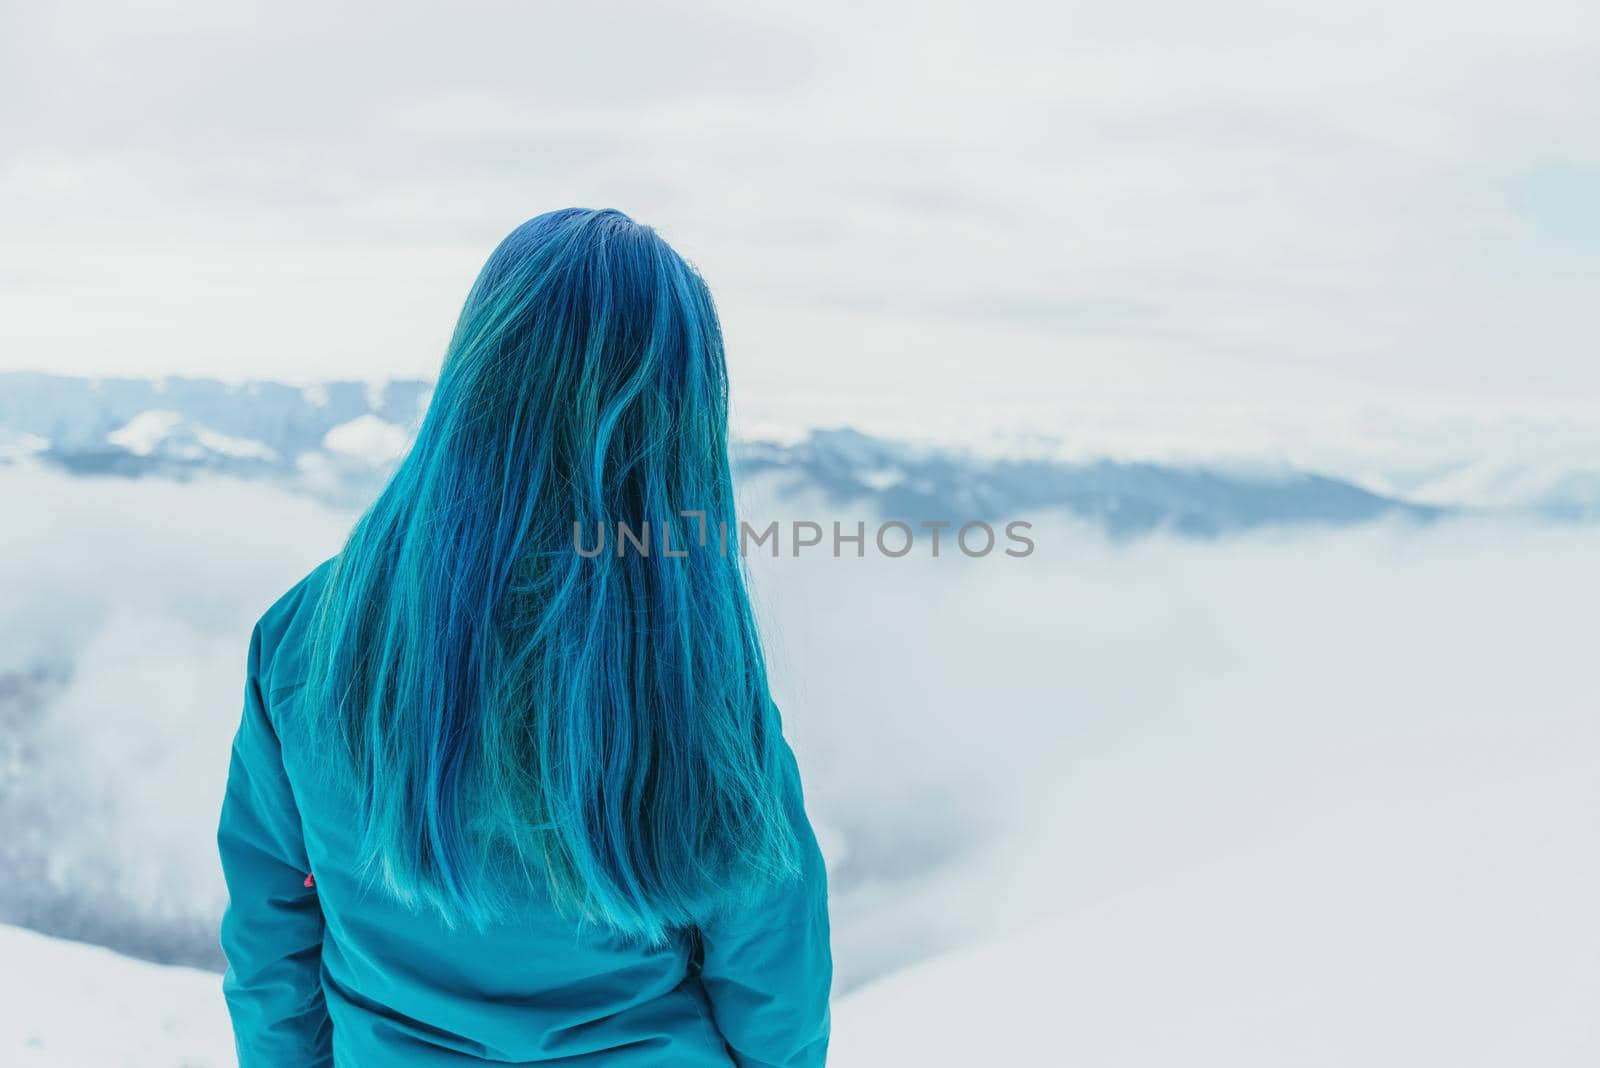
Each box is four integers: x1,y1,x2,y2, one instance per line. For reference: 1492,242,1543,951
304,873,315,888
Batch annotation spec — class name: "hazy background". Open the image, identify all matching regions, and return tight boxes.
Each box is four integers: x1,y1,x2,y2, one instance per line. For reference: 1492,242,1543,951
1,1,1597,1064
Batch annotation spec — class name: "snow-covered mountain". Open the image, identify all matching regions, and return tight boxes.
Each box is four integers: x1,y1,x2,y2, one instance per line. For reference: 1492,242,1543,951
0,372,1460,536
0,372,431,507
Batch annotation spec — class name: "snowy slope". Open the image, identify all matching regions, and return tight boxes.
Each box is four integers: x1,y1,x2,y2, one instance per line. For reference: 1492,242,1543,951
833,767,1600,1067
834,871,1599,1066
0,924,233,1067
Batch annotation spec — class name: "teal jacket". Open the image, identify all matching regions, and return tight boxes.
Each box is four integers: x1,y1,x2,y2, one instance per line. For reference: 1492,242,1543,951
218,566,831,1066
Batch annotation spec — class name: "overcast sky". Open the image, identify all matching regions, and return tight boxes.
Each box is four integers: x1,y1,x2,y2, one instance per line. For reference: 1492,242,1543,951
3,0,1598,449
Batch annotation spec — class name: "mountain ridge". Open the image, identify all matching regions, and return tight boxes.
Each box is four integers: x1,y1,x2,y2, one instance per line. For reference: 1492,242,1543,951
0,371,1457,537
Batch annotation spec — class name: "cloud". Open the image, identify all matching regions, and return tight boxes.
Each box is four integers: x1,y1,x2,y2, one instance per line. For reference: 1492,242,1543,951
2,0,1599,422
0,462,1595,994
0,467,349,963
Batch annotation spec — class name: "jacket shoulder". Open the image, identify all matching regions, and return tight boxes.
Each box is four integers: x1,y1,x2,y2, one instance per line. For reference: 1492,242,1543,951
253,556,337,697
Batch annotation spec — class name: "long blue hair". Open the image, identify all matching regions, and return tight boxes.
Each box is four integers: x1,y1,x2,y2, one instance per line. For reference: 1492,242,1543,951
305,209,797,941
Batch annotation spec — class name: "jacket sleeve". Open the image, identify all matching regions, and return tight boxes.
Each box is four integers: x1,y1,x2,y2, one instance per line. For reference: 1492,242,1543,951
698,740,832,1067
217,624,333,1067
